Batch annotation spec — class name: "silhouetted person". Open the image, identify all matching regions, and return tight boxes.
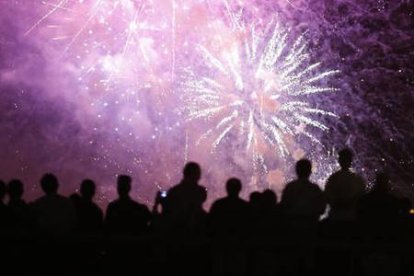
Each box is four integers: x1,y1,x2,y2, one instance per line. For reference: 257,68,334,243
325,149,366,221
248,191,263,226
355,173,403,275
280,160,325,275
150,191,170,237
249,191,262,211
209,178,249,237
0,180,6,206
259,189,281,233
31,174,76,236
105,175,150,235
281,159,326,231
71,179,103,234
249,189,282,236
7,179,33,235
209,178,249,276
357,173,401,238
160,163,209,276
0,180,12,233
164,162,207,233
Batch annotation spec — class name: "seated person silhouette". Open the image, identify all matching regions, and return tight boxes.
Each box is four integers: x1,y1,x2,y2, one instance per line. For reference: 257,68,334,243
105,175,151,236
7,179,32,234
71,179,103,234
164,162,207,233
357,172,401,237
209,178,249,237
325,148,366,221
31,174,76,236
281,159,326,231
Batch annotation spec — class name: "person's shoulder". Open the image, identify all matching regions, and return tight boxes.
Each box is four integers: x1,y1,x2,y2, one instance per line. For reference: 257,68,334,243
90,201,103,212
167,183,182,195
107,199,120,209
309,182,323,193
238,198,249,208
14,199,28,207
238,197,248,204
286,180,303,189
213,197,227,206
196,184,207,194
327,170,342,181
196,184,207,190
56,194,75,206
284,180,296,188
31,196,47,207
135,200,149,210
59,194,73,203
351,172,365,183
210,199,224,212
31,197,42,205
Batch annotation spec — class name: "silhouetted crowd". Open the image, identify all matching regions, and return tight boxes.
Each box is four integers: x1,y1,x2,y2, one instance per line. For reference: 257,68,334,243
1,149,414,276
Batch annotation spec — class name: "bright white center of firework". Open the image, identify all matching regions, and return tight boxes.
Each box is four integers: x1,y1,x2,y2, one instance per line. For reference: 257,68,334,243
129,21,138,32
184,23,339,157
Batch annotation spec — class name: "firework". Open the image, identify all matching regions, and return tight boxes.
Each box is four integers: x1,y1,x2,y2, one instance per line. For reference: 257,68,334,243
3,0,361,202
182,18,340,176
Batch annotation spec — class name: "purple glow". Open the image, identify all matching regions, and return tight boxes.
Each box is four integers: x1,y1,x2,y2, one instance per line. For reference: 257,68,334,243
0,0,413,206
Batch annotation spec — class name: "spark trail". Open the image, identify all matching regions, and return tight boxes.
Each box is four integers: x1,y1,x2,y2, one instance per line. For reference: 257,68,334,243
20,0,344,198
183,20,340,174
25,0,169,91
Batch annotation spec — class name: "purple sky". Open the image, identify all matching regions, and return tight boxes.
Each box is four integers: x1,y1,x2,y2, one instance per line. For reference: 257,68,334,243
0,0,413,207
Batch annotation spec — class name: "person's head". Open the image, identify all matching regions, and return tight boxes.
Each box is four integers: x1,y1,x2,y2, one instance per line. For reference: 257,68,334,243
374,172,391,193
262,189,277,207
295,159,312,179
226,178,242,197
40,173,59,195
183,162,201,183
8,179,24,200
80,179,96,200
338,148,353,170
249,191,261,203
249,191,262,209
117,175,132,198
0,180,6,201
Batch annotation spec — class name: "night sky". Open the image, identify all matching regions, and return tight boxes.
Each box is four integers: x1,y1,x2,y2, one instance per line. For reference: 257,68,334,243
0,0,413,207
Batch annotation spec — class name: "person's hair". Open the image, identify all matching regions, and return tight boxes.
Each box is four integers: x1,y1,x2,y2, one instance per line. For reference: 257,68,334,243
8,179,24,199
117,175,132,197
80,179,96,199
226,178,242,197
338,148,353,169
40,173,59,195
296,159,312,179
183,162,201,182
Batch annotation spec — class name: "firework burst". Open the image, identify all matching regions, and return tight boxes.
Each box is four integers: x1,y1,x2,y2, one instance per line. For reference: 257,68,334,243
182,19,340,174
20,0,343,199
25,0,177,94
